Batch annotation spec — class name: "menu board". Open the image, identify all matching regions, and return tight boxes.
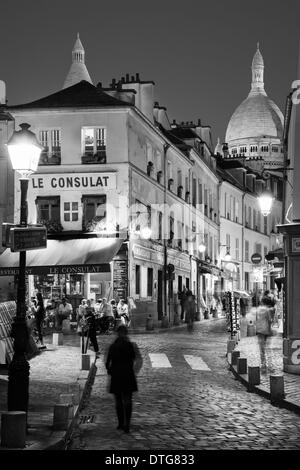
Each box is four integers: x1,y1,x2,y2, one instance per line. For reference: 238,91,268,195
113,259,128,302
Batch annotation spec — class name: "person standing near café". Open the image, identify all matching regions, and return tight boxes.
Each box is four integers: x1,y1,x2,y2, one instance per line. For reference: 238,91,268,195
56,297,73,330
184,292,196,331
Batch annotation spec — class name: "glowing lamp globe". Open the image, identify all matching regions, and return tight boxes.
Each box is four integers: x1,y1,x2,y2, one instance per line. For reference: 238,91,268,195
7,123,43,178
224,251,232,261
198,243,206,253
140,227,152,239
258,190,274,217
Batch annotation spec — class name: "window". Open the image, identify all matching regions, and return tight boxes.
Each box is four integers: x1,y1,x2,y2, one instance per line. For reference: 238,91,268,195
253,209,256,229
245,240,249,262
245,272,249,291
147,268,153,297
158,211,163,241
255,243,262,255
232,148,237,155
169,213,174,245
198,182,203,205
248,207,252,228
82,127,106,161
192,177,197,207
239,146,247,154
264,246,268,259
272,146,278,153
235,238,239,260
226,234,230,252
261,146,269,153
36,196,60,223
39,129,61,157
135,265,140,295
82,195,106,231
250,146,257,153
64,202,79,222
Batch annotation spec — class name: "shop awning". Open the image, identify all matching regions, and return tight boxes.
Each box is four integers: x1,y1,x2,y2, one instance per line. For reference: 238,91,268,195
0,237,124,275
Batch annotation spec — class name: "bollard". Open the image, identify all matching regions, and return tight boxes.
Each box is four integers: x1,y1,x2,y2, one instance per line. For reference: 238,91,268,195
53,332,64,346
237,357,247,374
161,315,169,328
146,314,154,331
247,321,256,337
270,375,285,403
248,366,260,387
1,411,26,448
53,404,70,430
227,339,236,354
231,350,240,366
81,354,91,370
59,395,75,419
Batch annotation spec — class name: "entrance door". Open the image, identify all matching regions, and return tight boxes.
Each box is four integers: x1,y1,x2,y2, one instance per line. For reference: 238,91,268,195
157,270,163,320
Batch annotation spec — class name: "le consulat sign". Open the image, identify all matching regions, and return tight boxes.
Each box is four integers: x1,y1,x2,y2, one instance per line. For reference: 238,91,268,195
30,172,116,191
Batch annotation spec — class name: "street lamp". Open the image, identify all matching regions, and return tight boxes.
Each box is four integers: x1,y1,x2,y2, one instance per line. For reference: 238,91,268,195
198,242,206,253
224,250,232,262
6,123,42,413
258,189,274,217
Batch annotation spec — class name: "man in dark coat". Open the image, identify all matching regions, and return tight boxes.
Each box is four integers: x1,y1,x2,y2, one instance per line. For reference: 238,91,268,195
105,325,142,433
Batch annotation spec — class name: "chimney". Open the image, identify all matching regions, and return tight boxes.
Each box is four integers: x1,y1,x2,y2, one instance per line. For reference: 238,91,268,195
131,75,135,82
136,73,140,82
126,73,130,83
122,73,155,122
121,77,125,83
111,78,116,88
0,81,6,105
97,82,102,88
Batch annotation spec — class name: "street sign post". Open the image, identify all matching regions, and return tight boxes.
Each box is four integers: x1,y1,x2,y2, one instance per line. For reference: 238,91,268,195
251,253,262,264
10,227,47,252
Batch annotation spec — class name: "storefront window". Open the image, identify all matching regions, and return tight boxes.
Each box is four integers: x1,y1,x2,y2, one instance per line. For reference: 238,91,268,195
147,268,153,296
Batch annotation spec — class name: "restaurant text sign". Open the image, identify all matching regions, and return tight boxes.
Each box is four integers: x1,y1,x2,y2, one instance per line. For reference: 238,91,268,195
31,173,116,191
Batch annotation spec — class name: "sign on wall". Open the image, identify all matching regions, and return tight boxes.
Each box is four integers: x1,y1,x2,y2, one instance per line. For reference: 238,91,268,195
30,172,117,191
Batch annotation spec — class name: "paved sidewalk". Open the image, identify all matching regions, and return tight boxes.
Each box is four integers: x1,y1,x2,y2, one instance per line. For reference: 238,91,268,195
230,323,300,412
0,334,96,450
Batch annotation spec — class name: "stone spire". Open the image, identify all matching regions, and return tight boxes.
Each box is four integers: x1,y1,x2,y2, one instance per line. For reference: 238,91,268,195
63,33,93,89
250,42,266,95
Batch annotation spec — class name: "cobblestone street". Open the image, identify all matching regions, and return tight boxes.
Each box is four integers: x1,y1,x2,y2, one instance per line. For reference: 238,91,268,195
69,319,300,450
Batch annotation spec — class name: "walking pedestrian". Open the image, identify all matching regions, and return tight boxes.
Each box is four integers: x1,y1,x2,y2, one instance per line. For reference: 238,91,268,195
105,325,143,433
184,292,196,332
85,307,100,358
256,296,273,372
178,286,187,321
33,292,46,349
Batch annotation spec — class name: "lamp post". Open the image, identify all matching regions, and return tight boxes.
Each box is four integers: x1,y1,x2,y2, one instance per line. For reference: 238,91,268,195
6,123,42,412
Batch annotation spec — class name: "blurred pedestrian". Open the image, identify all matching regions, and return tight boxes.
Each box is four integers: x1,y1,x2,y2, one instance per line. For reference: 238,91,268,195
84,306,100,358
256,296,273,372
117,299,130,326
178,286,187,321
56,297,73,330
33,292,46,349
105,325,143,433
184,292,196,331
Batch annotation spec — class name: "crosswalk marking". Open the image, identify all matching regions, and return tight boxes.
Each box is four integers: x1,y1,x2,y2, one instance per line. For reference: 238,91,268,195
149,353,172,368
183,355,211,371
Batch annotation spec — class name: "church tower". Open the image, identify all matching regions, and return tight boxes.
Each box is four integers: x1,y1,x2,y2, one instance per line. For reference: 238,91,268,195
63,34,93,89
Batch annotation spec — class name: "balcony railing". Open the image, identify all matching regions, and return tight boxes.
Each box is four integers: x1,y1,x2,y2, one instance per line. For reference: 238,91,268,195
81,148,106,164
39,151,61,165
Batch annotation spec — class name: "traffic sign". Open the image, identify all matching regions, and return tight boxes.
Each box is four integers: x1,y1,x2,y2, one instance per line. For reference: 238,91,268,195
251,253,262,264
10,227,47,252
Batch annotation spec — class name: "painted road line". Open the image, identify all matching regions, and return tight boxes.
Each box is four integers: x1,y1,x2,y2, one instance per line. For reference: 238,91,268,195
149,353,172,368
183,355,211,371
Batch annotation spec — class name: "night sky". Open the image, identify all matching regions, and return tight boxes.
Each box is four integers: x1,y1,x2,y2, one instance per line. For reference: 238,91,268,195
1,0,299,146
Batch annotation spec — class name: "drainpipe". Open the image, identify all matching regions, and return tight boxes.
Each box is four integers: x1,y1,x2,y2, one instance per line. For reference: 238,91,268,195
163,143,170,317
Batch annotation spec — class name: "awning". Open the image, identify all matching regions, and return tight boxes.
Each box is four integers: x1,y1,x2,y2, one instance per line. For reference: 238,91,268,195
0,237,124,275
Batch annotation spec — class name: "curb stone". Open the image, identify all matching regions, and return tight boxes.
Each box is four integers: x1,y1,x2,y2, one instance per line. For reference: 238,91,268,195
227,350,300,416
18,359,97,451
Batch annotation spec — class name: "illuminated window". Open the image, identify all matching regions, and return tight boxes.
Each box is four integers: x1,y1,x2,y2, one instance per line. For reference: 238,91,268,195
82,127,106,161
39,129,61,157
